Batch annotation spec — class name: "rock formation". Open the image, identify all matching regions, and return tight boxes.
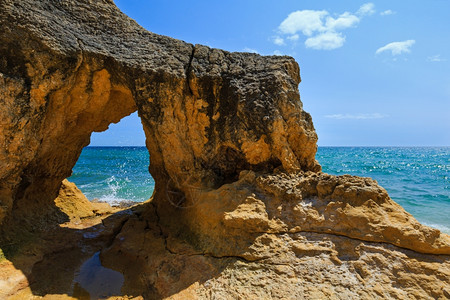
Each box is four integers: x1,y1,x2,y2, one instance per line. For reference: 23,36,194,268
0,0,449,299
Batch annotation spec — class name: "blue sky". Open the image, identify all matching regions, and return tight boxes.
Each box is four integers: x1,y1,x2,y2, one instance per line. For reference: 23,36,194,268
91,0,450,146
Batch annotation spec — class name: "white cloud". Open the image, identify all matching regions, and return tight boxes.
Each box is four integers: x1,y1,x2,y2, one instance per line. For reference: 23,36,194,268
279,10,328,36
243,47,259,54
273,36,285,46
427,54,447,62
376,40,415,55
273,50,283,56
325,12,360,31
357,3,376,16
287,34,299,41
380,9,395,16
325,113,388,120
305,32,345,50
275,3,374,50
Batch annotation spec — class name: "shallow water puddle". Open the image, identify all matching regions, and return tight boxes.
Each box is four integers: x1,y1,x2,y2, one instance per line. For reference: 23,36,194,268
72,251,124,299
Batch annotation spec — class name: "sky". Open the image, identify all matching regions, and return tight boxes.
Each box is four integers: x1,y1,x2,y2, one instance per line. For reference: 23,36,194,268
90,0,450,146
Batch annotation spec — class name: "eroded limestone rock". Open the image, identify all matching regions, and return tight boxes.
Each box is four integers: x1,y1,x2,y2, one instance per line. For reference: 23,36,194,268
0,0,319,231
170,171,450,256
0,0,449,298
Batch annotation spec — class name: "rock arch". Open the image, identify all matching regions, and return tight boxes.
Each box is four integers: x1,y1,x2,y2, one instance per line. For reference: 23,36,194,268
1,1,450,298
0,0,319,230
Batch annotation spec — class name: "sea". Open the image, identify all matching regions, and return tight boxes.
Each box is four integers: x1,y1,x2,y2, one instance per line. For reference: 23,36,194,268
69,147,450,234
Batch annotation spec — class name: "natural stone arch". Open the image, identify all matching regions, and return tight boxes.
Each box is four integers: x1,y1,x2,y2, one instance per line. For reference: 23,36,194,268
0,0,320,232
0,0,449,252
1,0,449,254
1,0,450,298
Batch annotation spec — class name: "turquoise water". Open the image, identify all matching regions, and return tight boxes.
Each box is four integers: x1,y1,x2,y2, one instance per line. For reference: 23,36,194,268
69,147,155,203
70,147,449,233
318,147,450,234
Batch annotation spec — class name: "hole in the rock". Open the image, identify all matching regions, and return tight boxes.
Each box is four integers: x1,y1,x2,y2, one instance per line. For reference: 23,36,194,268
69,112,154,206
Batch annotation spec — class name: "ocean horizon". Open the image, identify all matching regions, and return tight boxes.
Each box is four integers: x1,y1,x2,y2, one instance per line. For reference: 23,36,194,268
70,146,450,234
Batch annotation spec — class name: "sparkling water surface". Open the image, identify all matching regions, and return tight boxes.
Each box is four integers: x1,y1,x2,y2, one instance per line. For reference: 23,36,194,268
317,147,450,234
70,146,449,234
69,147,155,204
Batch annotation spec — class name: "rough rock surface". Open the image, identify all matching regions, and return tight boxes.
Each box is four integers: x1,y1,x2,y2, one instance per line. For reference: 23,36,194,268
0,179,134,299
0,0,449,299
0,0,319,231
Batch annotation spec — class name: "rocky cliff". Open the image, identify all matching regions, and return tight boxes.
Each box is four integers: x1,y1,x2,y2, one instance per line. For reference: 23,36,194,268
0,0,449,299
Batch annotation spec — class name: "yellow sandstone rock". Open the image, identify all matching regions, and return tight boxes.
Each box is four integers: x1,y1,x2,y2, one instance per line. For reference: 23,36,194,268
0,0,448,298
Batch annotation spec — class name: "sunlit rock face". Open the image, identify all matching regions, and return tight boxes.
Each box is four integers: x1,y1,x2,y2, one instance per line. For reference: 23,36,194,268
0,0,319,230
0,0,449,299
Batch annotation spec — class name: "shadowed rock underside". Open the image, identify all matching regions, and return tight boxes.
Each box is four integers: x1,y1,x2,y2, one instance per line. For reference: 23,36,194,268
0,0,449,299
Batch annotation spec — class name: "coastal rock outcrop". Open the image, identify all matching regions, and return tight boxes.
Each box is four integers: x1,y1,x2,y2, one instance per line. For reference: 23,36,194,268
0,0,318,232
0,0,449,298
